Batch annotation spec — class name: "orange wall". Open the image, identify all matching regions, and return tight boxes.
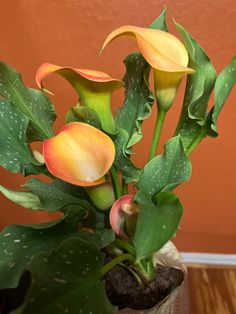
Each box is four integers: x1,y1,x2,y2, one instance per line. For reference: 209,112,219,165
0,0,235,253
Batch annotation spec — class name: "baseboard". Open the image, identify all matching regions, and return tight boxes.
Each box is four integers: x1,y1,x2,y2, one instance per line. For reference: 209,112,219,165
180,252,236,265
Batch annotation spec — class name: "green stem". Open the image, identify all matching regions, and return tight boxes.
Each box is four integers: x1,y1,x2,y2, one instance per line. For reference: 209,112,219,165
186,127,207,156
101,253,134,276
114,239,135,255
110,166,122,199
135,257,156,282
122,177,128,195
149,109,166,161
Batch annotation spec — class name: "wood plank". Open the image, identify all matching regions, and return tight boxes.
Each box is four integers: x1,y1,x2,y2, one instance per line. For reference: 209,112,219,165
188,267,236,314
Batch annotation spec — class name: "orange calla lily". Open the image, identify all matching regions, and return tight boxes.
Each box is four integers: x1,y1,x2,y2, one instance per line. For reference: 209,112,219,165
43,122,115,186
36,63,123,92
101,25,194,111
36,63,124,133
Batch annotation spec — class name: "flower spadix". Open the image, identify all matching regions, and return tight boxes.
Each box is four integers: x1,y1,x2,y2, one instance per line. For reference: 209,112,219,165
101,25,194,111
43,122,115,186
36,63,124,133
110,195,139,239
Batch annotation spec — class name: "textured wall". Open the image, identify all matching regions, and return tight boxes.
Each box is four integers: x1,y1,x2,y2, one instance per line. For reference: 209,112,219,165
0,0,235,253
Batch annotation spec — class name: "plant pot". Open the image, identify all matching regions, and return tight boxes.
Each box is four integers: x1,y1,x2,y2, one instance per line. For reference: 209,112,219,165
117,242,189,314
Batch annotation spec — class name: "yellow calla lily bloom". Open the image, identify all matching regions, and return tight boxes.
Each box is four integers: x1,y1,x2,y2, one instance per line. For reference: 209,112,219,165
43,122,115,186
101,25,194,111
36,63,124,133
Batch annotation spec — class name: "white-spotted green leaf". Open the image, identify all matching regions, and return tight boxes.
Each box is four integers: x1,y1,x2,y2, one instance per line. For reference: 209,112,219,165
207,55,236,137
174,22,217,150
0,219,114,290
24,178,91,212
0,100,45,175
0,221,80,289
137,136,191,197
19,238,117,314
0,61,56,141
134,192,183,260
65,105,101,129
114,129,142,183
0,178,91,212
77,229,115,249
0,185,43,210
116,53,154,150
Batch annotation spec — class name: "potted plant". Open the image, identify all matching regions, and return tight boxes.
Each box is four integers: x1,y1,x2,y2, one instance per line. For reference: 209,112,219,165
0,8,235,314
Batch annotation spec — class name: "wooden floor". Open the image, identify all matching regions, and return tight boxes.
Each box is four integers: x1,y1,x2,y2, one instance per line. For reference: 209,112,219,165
187,265,236,314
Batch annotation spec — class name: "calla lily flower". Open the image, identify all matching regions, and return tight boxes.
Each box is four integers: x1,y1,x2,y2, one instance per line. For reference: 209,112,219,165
43,122,115,186
101,25,194,111
110,195,139,239
36,63,124,133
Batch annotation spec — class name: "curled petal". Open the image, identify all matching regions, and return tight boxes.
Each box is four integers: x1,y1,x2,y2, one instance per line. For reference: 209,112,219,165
110,195,139,239
36,63,124,94
36,63,123,134
101,26,194,74
43,122,115,186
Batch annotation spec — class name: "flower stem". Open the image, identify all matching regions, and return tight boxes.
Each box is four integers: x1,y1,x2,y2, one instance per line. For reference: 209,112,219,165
110,166,122,199
101,253,134,276
185,127,207,156
113,239,135,255
122,177,128,195
135,257,156,282
149,109,166,161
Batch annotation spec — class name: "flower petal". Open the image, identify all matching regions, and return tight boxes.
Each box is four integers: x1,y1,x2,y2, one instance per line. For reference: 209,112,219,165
36,63,123,134
109,195,136,239
101,25,194,74
36,63,124,93
43,122,115,186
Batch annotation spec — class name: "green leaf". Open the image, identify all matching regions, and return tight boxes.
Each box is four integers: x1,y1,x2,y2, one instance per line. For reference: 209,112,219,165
25,178,91,212
65,105,101,129
76,229,115,249
0,221,75,289
114,129,142,183
0,62,56,141
19,238,117,314
150,7,168,31
174,22,217,150
0,219,114,290
0,185,43,210
134,192,183,260
137,136,191,197
116,53,154,150
207,55,236,137
0,179,92,213
0,100,45,175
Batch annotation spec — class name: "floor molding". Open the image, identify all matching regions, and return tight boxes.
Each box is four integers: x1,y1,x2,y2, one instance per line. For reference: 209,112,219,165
180,252,236,265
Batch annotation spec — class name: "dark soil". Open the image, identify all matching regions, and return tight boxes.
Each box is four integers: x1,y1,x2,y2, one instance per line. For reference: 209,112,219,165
104,265,184,310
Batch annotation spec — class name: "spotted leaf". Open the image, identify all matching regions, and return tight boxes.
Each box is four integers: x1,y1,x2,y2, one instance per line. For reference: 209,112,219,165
0,100,45,175
25,178,91,212
137,136,191,197
207,55,236,137
18,238,117,314
0,61,55,141
0,219,114,290
174,22,216,150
